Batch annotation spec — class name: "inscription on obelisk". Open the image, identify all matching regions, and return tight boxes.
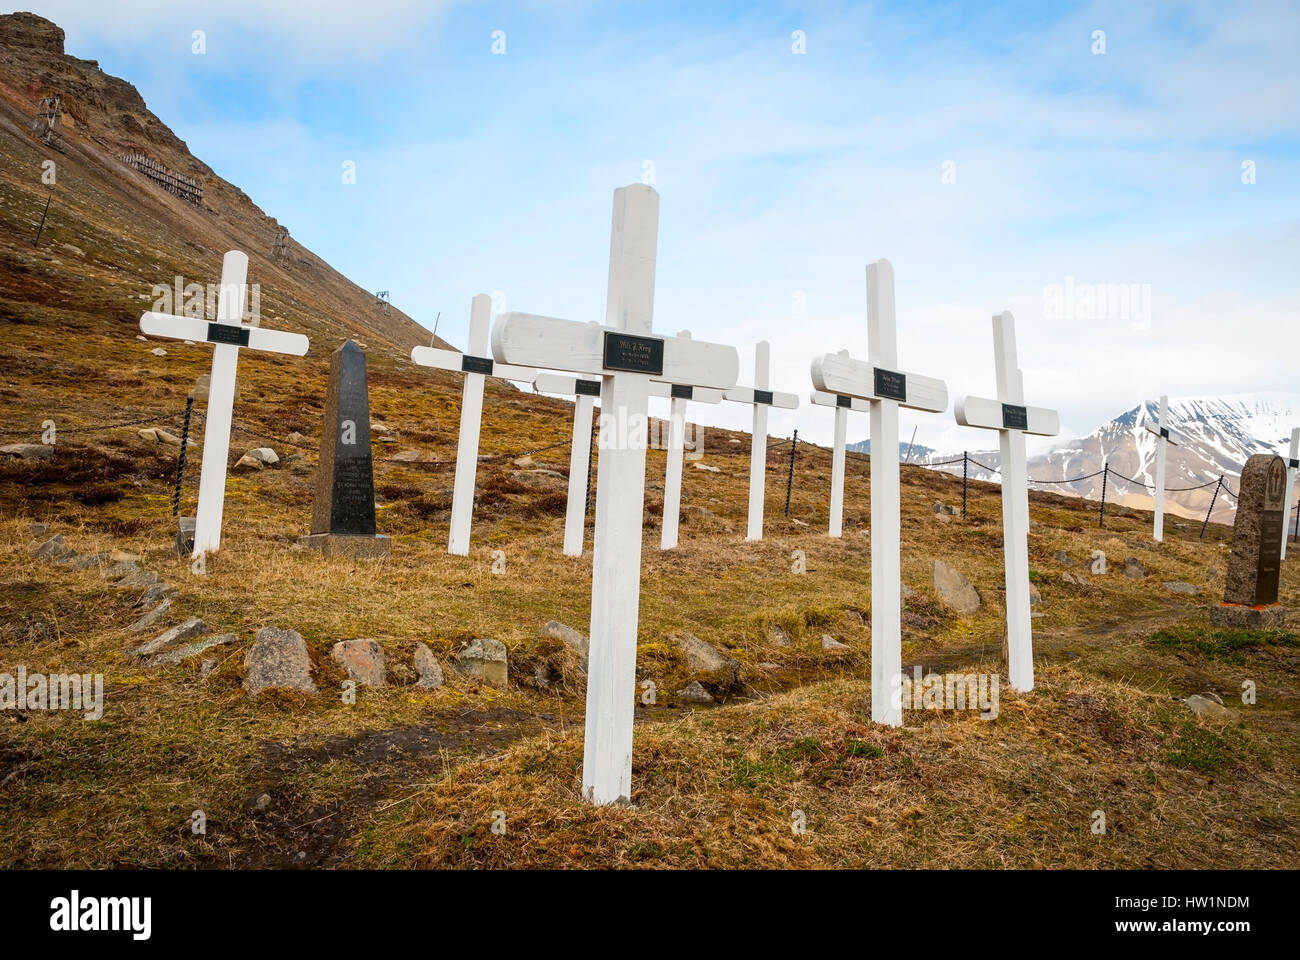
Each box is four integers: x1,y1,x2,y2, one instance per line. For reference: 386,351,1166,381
1212,453,1286,627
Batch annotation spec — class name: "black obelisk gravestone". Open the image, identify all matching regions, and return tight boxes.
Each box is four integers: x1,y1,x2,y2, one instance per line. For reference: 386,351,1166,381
1211,453,1286,627
299,340,390,559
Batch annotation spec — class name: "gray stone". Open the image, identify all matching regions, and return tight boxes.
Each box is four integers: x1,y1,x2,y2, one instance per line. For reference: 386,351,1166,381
138,427,181,445
541,620,588,670
677,681,714,704
245,447,279,466
330,638,386,687
67,552,109,572
128,598,172,633
200,658,218,679
34,534,74,561
931,559,981,615
150,347,168,357
130,617,210,658
768,625,792,646
31,522,48,536
103,560,139,580
932,501,959,516
1054,550,1073,566
677,633,739,675
175,516,196,557
844,609,866,625
453,638,508,688
1123,557,1148,580
115,568,161,591
152,633,238,667
413,643,444,689
2,443,53,460
821,634,850,651
244,627,317,696
135,582,177,609
1184,694,1237,721
1164,581,1199,595
233,454,265,472
1029,584,1042,606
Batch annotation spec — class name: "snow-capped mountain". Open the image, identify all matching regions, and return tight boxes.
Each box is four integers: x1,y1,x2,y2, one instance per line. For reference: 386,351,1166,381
912,393,1300,524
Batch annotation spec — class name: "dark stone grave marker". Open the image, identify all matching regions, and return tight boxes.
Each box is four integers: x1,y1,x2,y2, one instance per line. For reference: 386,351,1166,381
1211,453,1286,627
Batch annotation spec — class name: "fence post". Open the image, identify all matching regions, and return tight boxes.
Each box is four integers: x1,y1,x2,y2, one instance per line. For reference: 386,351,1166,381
33,193,52,247
1293,502,1299,543
171,394,195,517
784,430,798,517
1098,462,1109,528
1200,476,1223,539
961,451,968,519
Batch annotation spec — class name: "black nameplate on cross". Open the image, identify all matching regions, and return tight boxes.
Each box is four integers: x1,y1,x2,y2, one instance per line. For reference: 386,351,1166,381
836,394,852,408
575,379,602,397
602,331,664,376
754,389,774,406
462,355,495,375
873,368,907,402
1291,458,1299,470
1159,427,1170,439
207,323,250,347
671,384,693,400
1002,403,1029,431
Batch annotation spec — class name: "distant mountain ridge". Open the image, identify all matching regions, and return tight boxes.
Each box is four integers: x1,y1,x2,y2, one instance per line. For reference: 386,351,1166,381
847,439,938,461
912,393,1300,524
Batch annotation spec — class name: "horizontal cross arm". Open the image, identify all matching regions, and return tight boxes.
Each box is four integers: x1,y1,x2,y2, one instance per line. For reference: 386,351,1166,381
649,381,724,404
492,312,739,390
810,352,947,413
954,395,1059,437
723,386,799,410
139,312,309,356
411,345,536,384
534,372,602,397
810,390,871,413
1143,422,1182,446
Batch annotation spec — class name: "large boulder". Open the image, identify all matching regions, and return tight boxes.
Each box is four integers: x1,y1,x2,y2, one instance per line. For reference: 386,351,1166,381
244,627,317,696
931,559,981,615
453,638,508,688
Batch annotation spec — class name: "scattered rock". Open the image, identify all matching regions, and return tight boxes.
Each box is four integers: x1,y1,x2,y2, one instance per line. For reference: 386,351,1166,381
1164,581,1199,595
541,620,588,670
453,638,509,688
371,421,390,434
150,347,167,357
115,568,161,591
758,662,782,670
1184,694,1237,721
390,449,421,462
1123,557,1148,580
130,617,210,658
821,634,850,651
66,552,108,571
61,242,84,257
253,793,272,812
110,549,141,563
200,658,218,679
138,427,181,445
932,501,959,516
682,505,715,520
286,431,308,445
103,559,139,579
677,681,714,704
768,625,792,647
692,462,721,473
931,559,981,615
413,643,444,689
245,447,279,466
233,454,264,471
2,443,53,460
844,609,866,625
790,517,809,527
244,627,317,696
128,598,173,633
1029,584,1042,606
152,633,238,667
901,583,915,600
1054,550,1073,566
512,455,534,467
31,522,48,536
135,582,177,609
676,633,739,675
330,639,386,687
34,534,74,561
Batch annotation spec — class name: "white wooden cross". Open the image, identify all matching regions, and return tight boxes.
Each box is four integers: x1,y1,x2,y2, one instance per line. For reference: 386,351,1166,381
655,334,726,551
492,184,739,804
1282,427,1299,560
724,341,799,541
954,310,1059,693
139,250,309,560
1144,394,1182,543
811,259,947,727
809,356,871,538
532,372,602,557
411,295,536,556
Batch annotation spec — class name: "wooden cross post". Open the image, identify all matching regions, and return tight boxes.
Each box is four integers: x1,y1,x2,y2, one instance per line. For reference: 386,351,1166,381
724,341,799,541
811,260,948,726
810,367,870,538
411,295,536,556
532,372,602,557
1282,427,1299,560
954,311,1059,692
1145,394,1182,543
139,250,309,560
656,334,725,551
492,185,739,803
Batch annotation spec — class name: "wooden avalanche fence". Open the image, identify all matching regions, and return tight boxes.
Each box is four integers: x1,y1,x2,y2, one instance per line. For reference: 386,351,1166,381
119,152,203,206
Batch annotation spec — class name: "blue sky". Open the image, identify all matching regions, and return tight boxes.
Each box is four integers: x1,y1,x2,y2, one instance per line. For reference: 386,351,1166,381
31,0,1300,452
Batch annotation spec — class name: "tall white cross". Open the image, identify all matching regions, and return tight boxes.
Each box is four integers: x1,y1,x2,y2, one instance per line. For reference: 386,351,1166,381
809,355,871,538
532,372,602,557
954,311,1059,692
811,259,948,727
492,184,739,804
411,295,536,556
656,334,725,551
1282,427,1299,560
1145,394,1182,543
724,341,799,541
139,250,309,560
